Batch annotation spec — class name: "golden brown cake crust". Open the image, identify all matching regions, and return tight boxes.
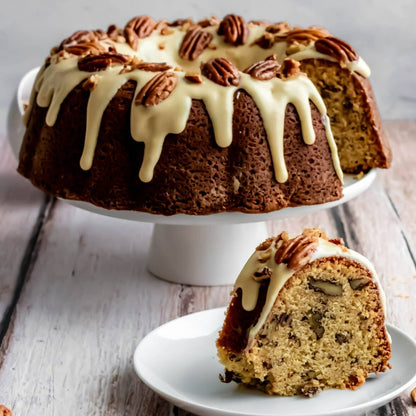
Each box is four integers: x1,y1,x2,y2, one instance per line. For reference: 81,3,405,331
18,85,342,215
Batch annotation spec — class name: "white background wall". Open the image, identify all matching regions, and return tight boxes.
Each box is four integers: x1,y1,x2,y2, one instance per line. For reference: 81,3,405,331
1,0,415,135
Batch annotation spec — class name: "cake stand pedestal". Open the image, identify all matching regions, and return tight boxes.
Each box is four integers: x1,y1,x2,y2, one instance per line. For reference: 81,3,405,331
147,222,268,285
7,67,378,286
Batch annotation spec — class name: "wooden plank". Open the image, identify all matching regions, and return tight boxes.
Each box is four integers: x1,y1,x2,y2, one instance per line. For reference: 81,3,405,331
0,134,47,344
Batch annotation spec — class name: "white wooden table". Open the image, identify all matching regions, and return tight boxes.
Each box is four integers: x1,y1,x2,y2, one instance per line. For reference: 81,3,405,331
0,121,415,415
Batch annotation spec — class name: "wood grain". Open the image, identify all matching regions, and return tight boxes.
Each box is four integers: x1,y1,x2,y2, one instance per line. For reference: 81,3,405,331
0,121,415,415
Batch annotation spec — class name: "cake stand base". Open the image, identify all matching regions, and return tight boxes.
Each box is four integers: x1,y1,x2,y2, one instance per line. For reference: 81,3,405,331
147,222,269,286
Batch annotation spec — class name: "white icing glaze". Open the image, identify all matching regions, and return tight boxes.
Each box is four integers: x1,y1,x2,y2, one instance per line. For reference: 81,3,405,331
25,22,369,183
234,234,388,343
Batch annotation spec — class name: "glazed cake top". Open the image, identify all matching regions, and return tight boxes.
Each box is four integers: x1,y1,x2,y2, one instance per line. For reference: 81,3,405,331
24,15,370,183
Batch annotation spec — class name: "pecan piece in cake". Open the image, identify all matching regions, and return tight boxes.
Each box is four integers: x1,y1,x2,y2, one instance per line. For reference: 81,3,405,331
124,15,157,49
78,53,130,72
275,234,318,269
244,55,280,80
315,36,358,64
179,27,213,60
309,278,343,296
201,58,241,87
218,14,249,46
65,41,110,56
135,71,178,106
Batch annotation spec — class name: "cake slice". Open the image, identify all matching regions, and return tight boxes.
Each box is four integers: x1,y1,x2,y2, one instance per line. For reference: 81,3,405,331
217,229,391,396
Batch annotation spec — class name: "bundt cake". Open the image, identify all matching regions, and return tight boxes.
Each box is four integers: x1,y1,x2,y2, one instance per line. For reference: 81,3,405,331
217,228,391,396
18,15,391,215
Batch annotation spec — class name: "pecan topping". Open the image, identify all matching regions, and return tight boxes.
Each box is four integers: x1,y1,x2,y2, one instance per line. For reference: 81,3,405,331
170,18,194,27
82,74,100,91
106,24,126,43
266,22,291,34
124,16,157,49
315,36,358,64
197,15,221,28
256,237,274,251
249,20,270,27
133,62,172,72
201,58,240,87
278,59,303,79
244,55,280,80
60,30,107,48
286,26,330,46
135,71,178,106
275,233,318,269
253,33,276,49
218,14,249,46
65,41,110,56
179,27,213,60
184,72,202,84
78,53,130,72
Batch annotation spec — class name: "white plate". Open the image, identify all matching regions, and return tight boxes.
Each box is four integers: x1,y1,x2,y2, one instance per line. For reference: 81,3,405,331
134,307,416,416
8,67,377,225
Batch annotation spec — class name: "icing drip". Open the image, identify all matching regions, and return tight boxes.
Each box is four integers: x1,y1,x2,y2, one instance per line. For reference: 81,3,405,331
234,235,388,342
26,22,371,183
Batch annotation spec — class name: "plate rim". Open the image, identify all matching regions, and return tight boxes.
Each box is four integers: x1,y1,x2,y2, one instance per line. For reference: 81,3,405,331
133,307,416,416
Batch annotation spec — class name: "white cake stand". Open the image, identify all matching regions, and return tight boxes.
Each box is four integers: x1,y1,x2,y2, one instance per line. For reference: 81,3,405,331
7,67,377,286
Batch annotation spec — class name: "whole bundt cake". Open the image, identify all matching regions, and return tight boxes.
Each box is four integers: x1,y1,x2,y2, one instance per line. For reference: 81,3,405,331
18,15,391,215
217,228,391,396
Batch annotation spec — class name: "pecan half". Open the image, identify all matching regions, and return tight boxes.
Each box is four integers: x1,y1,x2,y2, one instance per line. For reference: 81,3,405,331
124,16,157,49
179,27,213,60
315,36,358,64
275,233,318,269
278,59,303,79
65,41,110,56
218,14,249,46
244,55,280,80
60,30,107,48
201,58,240,87
78,53,130,72
286,26,330,46
135,71,178,106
